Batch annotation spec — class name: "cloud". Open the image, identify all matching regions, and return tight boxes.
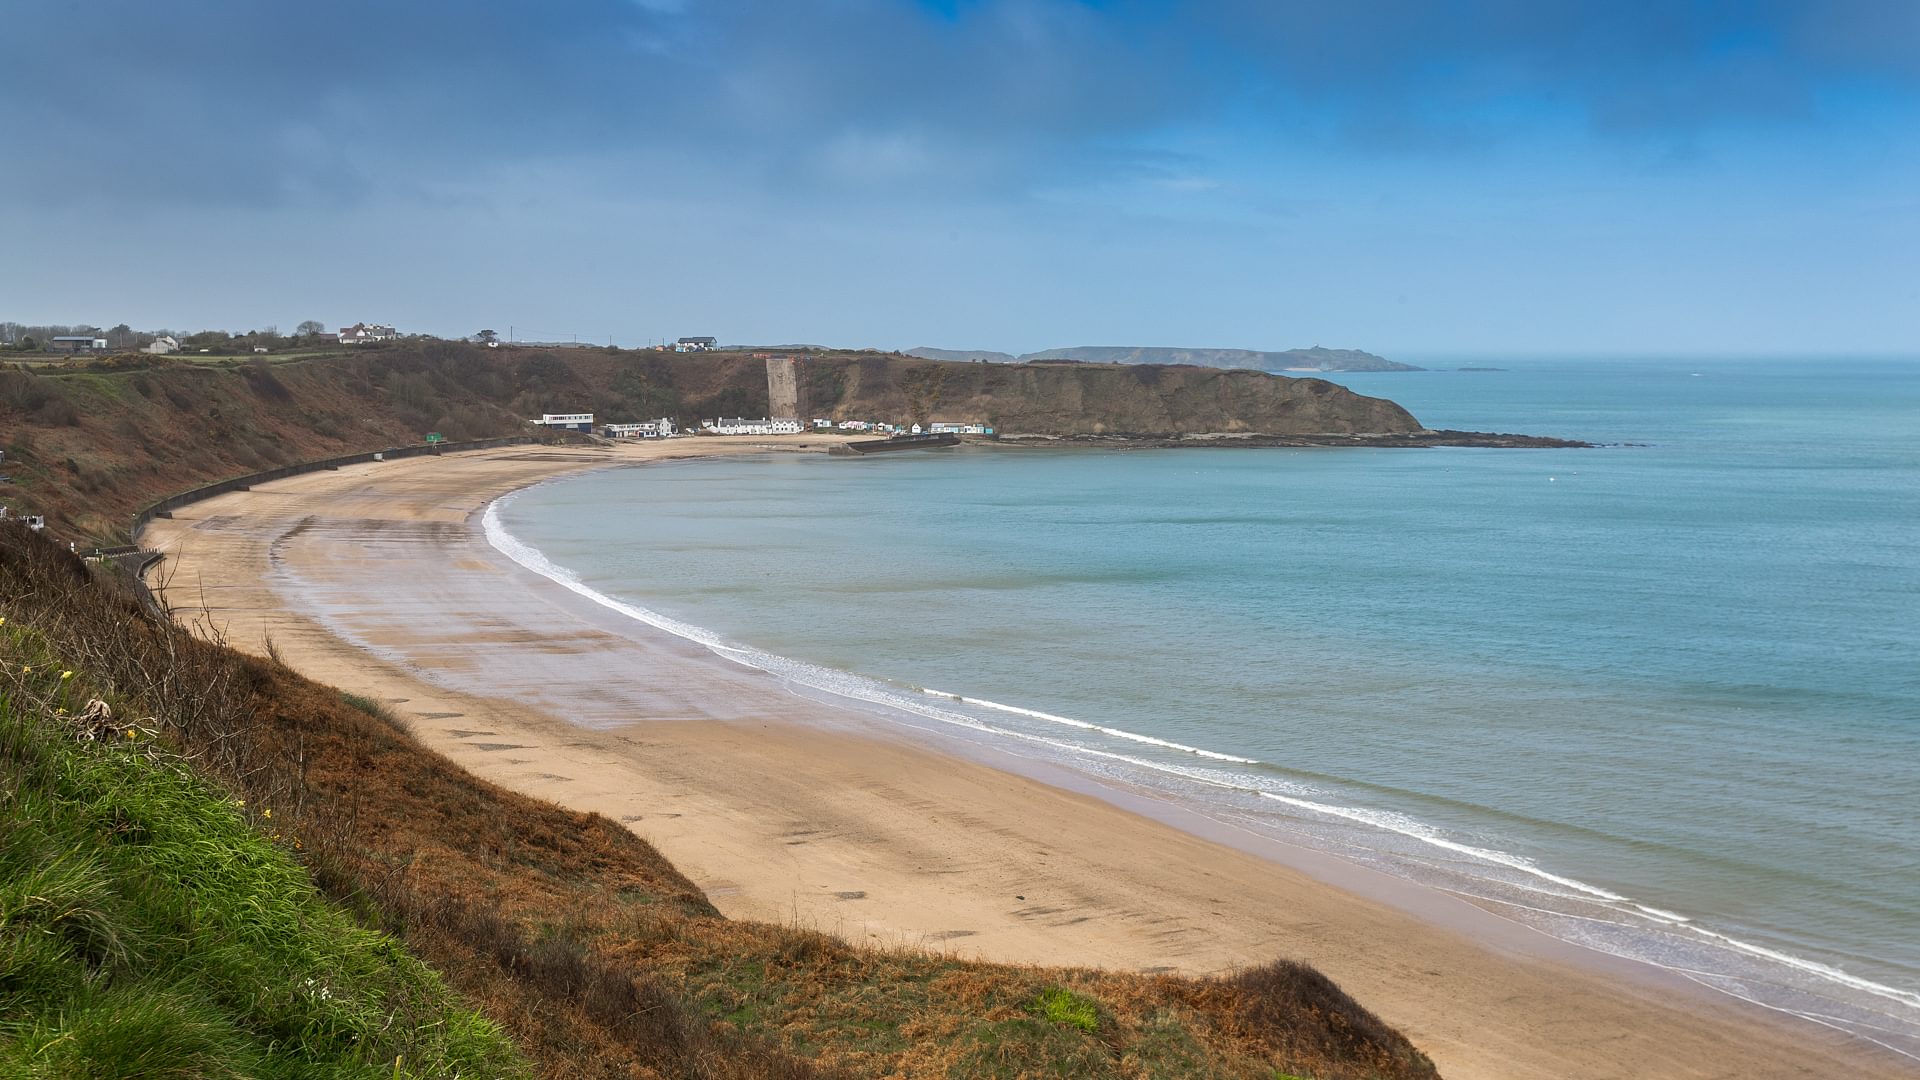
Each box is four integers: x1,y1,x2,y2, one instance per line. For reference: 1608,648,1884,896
1,0,1914,216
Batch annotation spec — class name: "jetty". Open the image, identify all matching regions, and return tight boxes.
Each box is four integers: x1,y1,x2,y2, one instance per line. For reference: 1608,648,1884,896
836,432,961,455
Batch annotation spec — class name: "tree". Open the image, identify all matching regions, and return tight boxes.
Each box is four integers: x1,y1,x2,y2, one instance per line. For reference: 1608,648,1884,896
476,329,499,345
295,320,326,337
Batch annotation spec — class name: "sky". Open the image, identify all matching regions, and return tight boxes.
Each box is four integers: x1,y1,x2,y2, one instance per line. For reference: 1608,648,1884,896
3,0,1917,357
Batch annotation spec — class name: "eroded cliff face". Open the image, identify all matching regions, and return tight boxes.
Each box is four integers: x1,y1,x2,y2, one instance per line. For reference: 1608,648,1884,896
0,345,1423,539
817,356,1423,435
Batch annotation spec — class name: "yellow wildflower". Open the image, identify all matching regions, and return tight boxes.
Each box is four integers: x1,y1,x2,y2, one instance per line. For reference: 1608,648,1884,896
21,666,29,674
124,729,136,739
262,808,271,819
60,670,74,680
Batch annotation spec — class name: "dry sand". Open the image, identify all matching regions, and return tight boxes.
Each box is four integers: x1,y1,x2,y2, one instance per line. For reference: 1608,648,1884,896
141,439,1912,1080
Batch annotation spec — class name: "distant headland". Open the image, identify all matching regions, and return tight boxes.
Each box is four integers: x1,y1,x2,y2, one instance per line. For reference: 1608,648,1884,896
907,344,1423,373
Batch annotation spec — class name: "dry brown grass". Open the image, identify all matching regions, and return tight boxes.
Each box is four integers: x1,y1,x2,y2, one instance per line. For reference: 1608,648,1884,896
0,522,1440,1080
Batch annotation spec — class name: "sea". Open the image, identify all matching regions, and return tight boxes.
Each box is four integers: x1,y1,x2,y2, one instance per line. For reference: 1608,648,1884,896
489,355,1920,1060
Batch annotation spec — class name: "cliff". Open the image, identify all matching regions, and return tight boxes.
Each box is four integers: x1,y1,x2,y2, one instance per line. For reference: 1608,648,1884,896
0,345,1422,540
820,353,1421,434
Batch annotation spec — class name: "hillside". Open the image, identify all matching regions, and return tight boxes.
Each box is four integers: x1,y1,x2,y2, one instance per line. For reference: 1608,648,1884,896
0,517,1441,1080
0,619,526,1078
0,345,1421,542
905,347,1020,363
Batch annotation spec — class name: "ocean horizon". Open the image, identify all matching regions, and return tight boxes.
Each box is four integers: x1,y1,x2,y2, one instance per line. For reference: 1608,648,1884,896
492,355,1920,1062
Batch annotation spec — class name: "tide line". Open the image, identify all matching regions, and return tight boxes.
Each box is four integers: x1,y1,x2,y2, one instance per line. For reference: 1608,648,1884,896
482,493,1920,1032
916,687,1260,763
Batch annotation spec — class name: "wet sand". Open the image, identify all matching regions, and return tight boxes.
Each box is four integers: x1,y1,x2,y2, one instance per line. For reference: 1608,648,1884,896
141,439,1914,1080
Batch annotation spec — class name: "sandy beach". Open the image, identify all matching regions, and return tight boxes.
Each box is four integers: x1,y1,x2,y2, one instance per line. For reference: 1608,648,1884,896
141,439,1913,1080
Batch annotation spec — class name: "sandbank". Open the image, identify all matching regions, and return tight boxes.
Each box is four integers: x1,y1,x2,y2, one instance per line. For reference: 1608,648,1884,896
140,439,1913,1080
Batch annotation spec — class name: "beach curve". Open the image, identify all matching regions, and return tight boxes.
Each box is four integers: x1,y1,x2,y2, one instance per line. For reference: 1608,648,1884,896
138,439,1916,1080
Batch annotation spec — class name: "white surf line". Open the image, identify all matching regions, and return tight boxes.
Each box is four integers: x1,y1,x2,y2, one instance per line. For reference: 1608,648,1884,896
492,495,1722,922
911,686,1684,914
1681,924,1920,1011
1669,973,1920,1065
1243,790,1631,901
484,495,1920,1026
1422,885,1920,1059
915,687,1261,763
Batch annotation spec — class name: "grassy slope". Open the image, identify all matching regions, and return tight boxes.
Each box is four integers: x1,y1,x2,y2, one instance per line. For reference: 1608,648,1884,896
0,344,1420,542
0,627,524,1079
0,523,1441,1080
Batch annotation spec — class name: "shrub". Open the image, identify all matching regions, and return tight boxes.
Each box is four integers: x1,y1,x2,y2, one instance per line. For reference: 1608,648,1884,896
1032,985,1101,1033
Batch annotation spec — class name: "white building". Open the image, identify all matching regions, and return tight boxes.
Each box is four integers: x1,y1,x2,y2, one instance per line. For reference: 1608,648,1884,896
930,422,994,435
337,323,400,345
144,335,179,355
533,412,594,432
603,418,676,439
836,420,873,432
704,417,804,436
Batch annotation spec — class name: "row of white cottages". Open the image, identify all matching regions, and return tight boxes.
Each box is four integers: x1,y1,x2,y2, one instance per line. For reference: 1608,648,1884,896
530,413,992,438
705,417,804,435
820,419,994,435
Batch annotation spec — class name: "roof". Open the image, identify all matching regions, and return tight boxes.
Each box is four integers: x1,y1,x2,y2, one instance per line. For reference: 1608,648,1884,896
678,336,717,344
52,335,100,342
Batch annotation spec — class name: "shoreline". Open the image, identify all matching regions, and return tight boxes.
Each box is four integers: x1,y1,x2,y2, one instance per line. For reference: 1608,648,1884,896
995,429,1590,448
140,440,1915,1080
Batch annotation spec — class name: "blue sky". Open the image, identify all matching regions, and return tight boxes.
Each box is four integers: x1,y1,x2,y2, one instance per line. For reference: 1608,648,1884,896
3,0,1916,356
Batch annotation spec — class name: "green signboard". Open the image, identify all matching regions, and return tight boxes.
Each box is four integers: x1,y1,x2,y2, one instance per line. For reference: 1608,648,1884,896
424,432,445,444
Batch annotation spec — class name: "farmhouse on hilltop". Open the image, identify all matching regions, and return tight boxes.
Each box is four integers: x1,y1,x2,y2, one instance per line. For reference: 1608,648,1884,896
337,323,399,345
676,336,717,352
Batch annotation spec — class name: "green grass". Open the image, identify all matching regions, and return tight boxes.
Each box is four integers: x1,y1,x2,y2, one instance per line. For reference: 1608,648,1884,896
0,651,528,1079
339,691,400,728
1032,985,1102,1033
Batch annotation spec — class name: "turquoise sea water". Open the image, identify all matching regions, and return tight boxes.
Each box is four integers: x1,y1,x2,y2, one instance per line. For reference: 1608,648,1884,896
493,356,1920,1057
